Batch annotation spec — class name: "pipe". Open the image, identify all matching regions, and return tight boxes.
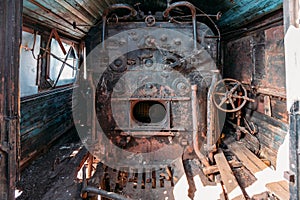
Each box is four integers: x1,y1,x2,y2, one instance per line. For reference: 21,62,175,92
82,186,134,200
191,85,210,167
102,4,138,47
163,1,197,50
206,71,219,153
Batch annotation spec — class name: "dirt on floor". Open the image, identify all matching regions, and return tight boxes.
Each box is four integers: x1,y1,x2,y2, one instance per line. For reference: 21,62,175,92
16,128,87,200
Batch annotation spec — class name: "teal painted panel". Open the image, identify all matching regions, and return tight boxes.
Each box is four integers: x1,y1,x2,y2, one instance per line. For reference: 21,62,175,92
217,0,283,30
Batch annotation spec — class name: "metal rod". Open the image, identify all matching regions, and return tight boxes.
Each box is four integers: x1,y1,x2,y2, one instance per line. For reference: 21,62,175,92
53,47,72,88
40,47,77,70
87,153,93,179
82,186,134,200
102,15,106,48
163,1,197,50
88,73,96,140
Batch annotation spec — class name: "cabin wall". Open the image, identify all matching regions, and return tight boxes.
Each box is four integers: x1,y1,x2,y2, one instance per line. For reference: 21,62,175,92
222,10,288,167
20,87,74,166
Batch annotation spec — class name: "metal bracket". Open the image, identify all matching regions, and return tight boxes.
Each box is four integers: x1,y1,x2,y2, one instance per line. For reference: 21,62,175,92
284,170,296,184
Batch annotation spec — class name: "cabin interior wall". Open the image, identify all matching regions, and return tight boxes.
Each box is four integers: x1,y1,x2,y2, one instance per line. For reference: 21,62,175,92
222,9,288,168
19,19,83,167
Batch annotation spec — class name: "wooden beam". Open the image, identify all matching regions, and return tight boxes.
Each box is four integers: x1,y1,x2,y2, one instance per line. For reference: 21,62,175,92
203,160,243,175
228,142,268,174
27,0,88,34
0,0,22,199
22,4,84,38
214,150,246,200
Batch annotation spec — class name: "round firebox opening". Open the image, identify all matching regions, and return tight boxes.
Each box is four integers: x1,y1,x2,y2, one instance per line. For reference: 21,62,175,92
132,101,167,124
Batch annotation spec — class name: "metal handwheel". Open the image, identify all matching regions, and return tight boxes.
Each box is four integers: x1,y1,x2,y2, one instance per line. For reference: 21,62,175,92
212,78,254,112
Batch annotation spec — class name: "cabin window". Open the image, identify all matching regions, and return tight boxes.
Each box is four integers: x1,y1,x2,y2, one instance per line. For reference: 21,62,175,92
20,30,40,97
49,38,78,87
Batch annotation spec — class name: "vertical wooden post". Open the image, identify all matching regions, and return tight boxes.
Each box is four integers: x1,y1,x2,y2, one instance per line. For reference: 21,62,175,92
0,0,22,199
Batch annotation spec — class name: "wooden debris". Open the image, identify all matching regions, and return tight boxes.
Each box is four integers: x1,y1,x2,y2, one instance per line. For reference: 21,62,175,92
228,142,268,174
214,150,246,200
266,180,289,200
203,160,243,175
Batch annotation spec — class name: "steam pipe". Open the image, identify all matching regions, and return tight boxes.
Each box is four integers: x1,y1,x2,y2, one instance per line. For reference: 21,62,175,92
191,85,210,167
163,1,197,50
102,4,138,47
206,71,220,154
82,186,133,200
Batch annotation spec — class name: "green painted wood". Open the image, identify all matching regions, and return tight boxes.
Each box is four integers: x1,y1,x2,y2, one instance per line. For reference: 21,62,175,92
20,87,74,163
217,0,283,30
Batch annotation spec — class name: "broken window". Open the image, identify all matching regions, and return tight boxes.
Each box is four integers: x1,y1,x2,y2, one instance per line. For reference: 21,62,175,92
20,30,40,97
49,38,78,87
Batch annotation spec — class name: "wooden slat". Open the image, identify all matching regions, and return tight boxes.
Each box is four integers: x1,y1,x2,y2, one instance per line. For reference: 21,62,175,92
266,180,289,200
75,0,101,19
32,0,89,31
214,150,246,200
23,1,85,36
54,0,94,25
228,142,268,174
68,0,100,19
20,87,74,165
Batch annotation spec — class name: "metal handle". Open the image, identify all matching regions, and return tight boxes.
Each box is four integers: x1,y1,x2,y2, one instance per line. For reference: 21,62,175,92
163,1,197,50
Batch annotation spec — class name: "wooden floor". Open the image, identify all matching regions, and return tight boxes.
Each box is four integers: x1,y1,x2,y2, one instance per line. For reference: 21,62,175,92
211,138,290,200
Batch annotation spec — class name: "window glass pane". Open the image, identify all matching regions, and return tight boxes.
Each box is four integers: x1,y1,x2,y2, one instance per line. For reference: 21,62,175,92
20,31,40,97
49,38,78,86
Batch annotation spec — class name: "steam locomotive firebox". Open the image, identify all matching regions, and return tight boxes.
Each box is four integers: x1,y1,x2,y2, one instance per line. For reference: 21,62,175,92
76,1,226,199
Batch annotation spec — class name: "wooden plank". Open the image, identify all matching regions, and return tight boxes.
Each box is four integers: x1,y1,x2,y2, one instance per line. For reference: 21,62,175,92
66,0,99,19
228,142,268,174
55,0,94,25
266,180,289,200
26,0,88,34
74,0,101,19
203,160,243,175
23,1,84,36
0,0,22,199
214,150,246,200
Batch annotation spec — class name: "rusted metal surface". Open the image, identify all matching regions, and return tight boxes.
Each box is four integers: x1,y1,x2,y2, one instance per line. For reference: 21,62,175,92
0,0,22,199
74,4,225,199
224,23,286,98
224,35,254,84
258,26,285,95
